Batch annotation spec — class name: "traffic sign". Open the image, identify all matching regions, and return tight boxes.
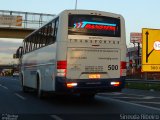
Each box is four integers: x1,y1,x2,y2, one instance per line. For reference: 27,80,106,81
130,32,142,43
142,28,160,72
0,15,22,26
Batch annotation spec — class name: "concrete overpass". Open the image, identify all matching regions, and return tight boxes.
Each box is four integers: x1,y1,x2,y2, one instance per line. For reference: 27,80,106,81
0,10,55,39
0,64,15,69
0,27,34,38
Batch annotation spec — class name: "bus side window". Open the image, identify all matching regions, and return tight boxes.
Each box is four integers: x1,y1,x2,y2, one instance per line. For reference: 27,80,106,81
38,30,42,48
51,21,55,42
23,42,26,54
51,18,59,43
29,38,33,52
25,41,29,53
39,28,45,47
45,23,53,45
34,33,38,49
48,23,53,45
54,19,59,37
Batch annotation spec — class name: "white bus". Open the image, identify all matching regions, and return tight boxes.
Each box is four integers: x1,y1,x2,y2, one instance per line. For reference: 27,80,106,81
17,10,126,98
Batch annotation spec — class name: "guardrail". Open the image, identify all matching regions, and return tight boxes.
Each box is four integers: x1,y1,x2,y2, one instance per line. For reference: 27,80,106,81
125,79,160,84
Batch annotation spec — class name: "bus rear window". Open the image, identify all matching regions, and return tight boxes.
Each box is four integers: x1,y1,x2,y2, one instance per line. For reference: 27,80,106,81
68,15,121,37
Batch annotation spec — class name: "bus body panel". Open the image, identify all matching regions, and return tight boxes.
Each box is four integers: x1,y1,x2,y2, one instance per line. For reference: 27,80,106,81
21,43,57,91
20,10,126,94
67,47,120,79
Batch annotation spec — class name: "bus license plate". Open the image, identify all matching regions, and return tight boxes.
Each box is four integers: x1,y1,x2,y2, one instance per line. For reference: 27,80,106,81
89,74,101,79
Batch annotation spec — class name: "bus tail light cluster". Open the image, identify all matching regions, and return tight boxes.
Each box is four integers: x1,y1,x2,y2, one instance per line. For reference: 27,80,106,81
120,61,126,76
66,82,78,88
111,82,120,87
57,61,67,77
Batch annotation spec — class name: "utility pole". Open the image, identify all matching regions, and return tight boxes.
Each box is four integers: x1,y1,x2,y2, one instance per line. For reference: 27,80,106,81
137,42,140,66
75,0,77,10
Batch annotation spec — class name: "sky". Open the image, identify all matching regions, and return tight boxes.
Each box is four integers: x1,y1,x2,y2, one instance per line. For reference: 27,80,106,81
0,0,160,64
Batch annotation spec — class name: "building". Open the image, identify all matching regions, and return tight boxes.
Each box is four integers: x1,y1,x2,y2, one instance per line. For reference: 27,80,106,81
127,46,141,69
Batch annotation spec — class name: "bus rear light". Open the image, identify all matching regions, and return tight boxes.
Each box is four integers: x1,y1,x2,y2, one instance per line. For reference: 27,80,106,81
121,61,126,69
66,82,78,88
57,61,67,77
57,61,67,69
120,61,126,76
111,82,120,87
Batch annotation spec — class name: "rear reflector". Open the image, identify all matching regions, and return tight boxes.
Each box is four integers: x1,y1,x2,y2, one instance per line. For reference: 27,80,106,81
57,61,67,77
66,82,78,88
111,82,120,87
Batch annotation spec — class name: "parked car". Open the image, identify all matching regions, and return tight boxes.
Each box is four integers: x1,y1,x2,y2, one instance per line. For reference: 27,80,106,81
13,71,19,77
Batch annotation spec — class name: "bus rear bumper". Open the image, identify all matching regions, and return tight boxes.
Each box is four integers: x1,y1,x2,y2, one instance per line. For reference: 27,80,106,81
55,77,125,94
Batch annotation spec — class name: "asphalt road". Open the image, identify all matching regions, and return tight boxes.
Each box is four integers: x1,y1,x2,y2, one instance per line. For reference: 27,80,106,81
0,76,160,120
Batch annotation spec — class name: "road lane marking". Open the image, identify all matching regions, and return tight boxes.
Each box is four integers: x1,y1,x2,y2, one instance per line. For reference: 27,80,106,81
0,84,9,90
112,96,156,99
99,92,124,96
50,115,63,120
15,93,26,100
143,96,155,99
12,78,18,80
131,101,160,105
99,93,160,99
97,95,160,112
122,92,160,98
122,93,147,97
128,95,160,99
112,97,139,99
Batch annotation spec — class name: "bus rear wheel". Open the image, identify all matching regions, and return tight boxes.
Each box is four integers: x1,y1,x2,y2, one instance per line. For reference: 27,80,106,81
36,75,44,99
